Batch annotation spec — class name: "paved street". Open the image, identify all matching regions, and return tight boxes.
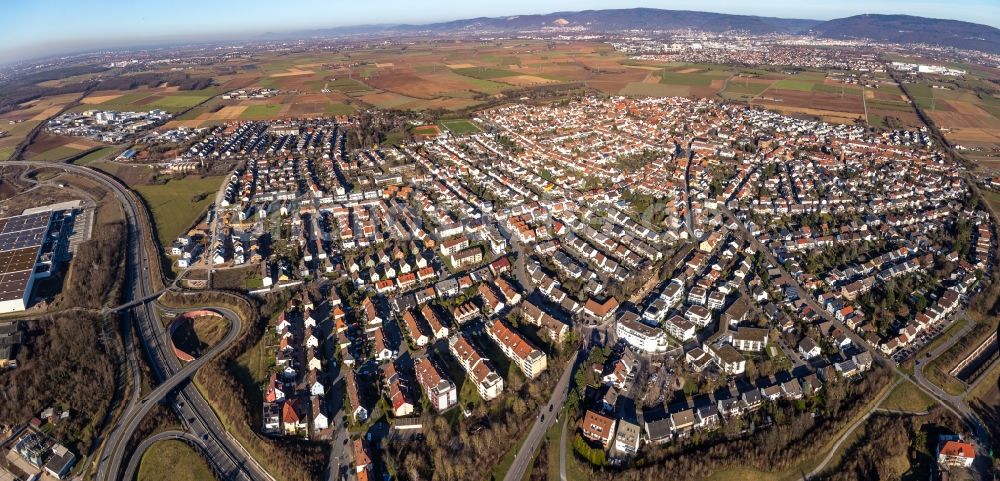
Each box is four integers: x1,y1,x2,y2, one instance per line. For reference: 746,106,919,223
0,161,272,481
720,204,994,481
502,350,580,481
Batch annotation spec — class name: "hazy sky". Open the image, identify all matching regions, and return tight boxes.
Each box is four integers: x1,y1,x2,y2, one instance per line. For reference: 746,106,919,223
3,0,998,63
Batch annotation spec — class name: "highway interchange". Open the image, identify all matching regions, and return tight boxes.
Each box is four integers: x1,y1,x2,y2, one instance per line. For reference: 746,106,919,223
2,161,270,481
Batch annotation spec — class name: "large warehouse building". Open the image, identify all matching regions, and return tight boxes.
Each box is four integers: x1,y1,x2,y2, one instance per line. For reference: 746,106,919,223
0,211,55,313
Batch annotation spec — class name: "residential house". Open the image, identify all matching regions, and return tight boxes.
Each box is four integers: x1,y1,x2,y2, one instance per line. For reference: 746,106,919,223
449,334,504,401
414,356,458,412
580,410,617,449
486,319,548,379
730,327,768,352
613,419,641,457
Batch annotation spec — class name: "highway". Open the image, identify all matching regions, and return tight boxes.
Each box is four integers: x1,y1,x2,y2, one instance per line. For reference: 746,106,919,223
501,350,580,481
1,161,270,481
97,304,251,481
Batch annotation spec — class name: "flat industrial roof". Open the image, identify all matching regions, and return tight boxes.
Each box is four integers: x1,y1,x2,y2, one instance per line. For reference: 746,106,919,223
0,212,52,304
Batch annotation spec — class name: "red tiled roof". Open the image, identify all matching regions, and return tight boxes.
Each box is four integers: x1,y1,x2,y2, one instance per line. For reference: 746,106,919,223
940,441,975,459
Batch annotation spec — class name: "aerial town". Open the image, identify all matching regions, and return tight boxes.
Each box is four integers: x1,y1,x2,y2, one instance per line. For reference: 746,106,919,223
0,3,998,481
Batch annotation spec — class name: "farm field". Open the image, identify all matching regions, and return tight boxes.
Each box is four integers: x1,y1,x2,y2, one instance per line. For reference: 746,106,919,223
23,132,104,161
720,77,771,101
0,92,82,159
75,40,910,129
232,41,664,112
229,45,876,125
133,175,224,246
643,67,884,125
239,104,282,119
751,76,867,124
902,75,1000,156
620,82,690,97
165,89,358,128
138,439,218,481
75,87,220,114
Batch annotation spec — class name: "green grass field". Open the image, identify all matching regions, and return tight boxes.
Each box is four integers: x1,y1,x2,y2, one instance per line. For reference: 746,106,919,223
659,70,728,87
880,379,938,413
771,79,815,91
438,119,481,135
0,147,13,161
232,333,271,413
99,92,151,106
133,176,223,245
490,436,525,481
138,440,218,481
240,104,282,119
147,95,211,109
867,99,914,112
967,357,1000,403
545,415,564,481
172,314,228,356
72,147,117,165
27,145,85,161
982,189,1000,214
724,80,770,96
326,78,374,93
82,90,218,113
905,83,938,110
325,103,356,115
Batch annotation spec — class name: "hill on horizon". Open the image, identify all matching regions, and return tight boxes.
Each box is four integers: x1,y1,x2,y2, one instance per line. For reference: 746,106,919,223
807,14,1000,53
292,8,1000,54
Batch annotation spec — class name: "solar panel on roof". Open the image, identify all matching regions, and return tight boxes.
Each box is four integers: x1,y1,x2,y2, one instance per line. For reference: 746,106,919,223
0,271,31,302
0,213,49,233
0,228,47,252
0,212,54,308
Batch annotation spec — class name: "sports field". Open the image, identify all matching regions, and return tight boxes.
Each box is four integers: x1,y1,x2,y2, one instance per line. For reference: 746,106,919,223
438,119,481,135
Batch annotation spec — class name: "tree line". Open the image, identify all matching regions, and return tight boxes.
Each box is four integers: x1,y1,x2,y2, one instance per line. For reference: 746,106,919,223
56,222,125,309
815,409,961,481
189,290,328,481
0,312,117,454
0,68,213,115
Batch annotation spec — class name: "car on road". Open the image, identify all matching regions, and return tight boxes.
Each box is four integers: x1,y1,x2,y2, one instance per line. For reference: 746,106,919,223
549,404,553,412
